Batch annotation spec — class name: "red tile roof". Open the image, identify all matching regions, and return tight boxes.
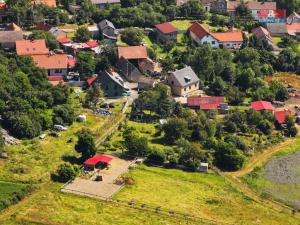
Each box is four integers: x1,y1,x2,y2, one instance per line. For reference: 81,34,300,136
199,103,220,110
275,110,292,124
190,22,243,42
48,75,64,81
16,39,49,56
67,59,77,68
187,96,225,107
251,101,274,111
155,22,178,34
32,54,68,69
211,31,243,42
287,23,300,36
85,40,98,48
84,154,113,165
57,37,72,44
32,0,56,7
86,77,97,86
189,22,210,39
118,46,148,59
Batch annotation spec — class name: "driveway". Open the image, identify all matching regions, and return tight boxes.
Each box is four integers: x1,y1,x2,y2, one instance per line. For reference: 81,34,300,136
62,156,134,199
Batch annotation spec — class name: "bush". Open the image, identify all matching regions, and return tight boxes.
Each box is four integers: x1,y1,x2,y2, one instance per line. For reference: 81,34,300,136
55,163,78,182
145,149,166,165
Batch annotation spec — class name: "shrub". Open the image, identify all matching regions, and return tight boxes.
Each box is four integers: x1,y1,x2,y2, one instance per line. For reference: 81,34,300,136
55,163,78,182
145,149,166,165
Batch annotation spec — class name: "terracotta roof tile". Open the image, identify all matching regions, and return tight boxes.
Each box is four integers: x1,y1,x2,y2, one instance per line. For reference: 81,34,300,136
32,54,68,69
155,22,178,34
251,101,274,111
189,22,210,39
117,46,148,59
32,0,56,7
275,110,291,124
16,39,49,56
211,31,243,42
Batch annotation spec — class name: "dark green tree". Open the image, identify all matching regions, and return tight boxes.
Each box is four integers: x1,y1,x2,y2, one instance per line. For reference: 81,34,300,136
75,129,97,160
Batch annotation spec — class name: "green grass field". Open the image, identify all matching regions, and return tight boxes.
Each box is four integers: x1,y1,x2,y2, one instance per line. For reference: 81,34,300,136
0,182,32,211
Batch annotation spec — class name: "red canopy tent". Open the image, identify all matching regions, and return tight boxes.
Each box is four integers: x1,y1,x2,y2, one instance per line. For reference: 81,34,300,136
84,154,113,166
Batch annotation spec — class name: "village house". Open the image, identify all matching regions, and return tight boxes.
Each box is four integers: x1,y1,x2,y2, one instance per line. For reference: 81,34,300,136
98,19,117,43
187,96,227,112
287,23,300,36
15,39,49,56
251,101,274,111
0,23,23,49
212,0,276,18
252,26,272,43
275,110,292,125
117,46,148,61
32,0,57,7
93,70,130,97
155,22,178,42
31,54,69,76
91,0,120,9
189,22,243,49
265,23,287,37
116,56,143,82
166,66,199,96
287,12,300,24
88,25,100,39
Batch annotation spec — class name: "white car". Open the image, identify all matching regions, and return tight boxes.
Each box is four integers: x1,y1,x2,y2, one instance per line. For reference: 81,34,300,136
39,134,46,139
53,125,68,131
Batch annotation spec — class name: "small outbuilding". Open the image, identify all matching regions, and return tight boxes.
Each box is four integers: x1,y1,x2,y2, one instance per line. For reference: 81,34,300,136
199,163,208,173
84,154,113,170
251,101,274,111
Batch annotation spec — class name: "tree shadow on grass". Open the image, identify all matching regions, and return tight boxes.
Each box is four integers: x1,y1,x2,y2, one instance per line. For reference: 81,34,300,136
151,137,168,146
61,155,82,165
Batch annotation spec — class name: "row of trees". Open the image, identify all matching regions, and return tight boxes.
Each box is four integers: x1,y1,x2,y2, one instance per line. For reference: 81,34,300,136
0,51,74,138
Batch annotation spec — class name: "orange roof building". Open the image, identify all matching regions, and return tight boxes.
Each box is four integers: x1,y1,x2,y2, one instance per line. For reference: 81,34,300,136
16,39,49,56
32,54,69,76
117,46,148,60
32,0,56,7
189,22,243,49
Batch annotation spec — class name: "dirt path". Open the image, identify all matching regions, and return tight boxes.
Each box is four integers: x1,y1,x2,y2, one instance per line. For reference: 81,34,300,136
225,138,298,177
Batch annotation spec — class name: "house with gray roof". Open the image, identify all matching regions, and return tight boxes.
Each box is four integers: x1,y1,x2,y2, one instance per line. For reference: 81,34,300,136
266,23,288,37
98,19,116,42
91,0,120,9
166,66,200,96
116,57,143,82
287,12,300,24
0,30,23,49
95,70,130,97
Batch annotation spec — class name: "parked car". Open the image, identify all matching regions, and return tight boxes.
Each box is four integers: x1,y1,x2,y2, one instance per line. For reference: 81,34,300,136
39,134,47,139
53,125,67,131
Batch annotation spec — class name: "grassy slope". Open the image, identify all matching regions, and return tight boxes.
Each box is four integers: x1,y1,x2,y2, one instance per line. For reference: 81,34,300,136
242,138,300,207
115,165,299,225
0,182,31,203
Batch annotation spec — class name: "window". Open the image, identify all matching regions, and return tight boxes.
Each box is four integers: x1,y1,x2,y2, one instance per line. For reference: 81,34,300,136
212,41,215,44
55,69,62,73
171,81,174,85
189,86,191,90
226,43,230,46
184,88,186,91
195,83,197,87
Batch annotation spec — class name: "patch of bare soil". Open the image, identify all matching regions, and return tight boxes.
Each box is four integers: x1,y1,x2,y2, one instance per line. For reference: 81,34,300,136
265,151,300,184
